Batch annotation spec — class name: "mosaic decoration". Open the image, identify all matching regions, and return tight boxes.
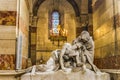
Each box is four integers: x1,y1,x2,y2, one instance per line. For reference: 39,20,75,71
0,54,15,70
0,11,16,26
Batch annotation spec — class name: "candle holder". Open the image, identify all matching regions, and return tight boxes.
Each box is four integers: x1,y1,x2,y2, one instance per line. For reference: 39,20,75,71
49,25,67,47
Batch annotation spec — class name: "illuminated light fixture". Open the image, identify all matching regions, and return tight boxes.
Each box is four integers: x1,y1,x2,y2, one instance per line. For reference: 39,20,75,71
49,24,67,47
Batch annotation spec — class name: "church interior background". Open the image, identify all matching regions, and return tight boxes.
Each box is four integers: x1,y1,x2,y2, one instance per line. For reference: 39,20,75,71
0,0,120,79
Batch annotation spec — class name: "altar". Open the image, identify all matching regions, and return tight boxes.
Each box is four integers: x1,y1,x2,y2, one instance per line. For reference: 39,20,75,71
21,69,110,80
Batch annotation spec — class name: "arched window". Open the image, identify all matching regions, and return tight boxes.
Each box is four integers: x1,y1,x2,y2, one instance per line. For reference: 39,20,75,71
50,11,60,36
49,11,67,46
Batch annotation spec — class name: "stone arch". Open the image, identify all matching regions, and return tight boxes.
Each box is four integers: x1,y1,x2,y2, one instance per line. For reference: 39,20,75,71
31,0,79,63
33,0,80,17
36,0,77,44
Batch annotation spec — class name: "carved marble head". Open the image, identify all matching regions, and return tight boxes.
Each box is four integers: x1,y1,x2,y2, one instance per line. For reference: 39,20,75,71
80,31,90,42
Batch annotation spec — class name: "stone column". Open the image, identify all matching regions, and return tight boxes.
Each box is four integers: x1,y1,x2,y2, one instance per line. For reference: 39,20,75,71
29,13,33,26
27,13,33,67
29,16,38,65
76,16,82,37
32,16,38,27
76,17,81,28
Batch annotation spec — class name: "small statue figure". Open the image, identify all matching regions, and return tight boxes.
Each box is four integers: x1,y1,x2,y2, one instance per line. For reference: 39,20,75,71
72,31,99,73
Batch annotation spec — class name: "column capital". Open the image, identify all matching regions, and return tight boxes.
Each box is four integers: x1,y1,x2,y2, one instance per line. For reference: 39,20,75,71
31,16,38,27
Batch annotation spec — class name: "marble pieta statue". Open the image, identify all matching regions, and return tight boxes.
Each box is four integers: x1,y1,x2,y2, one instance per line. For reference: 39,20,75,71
27,31,100,73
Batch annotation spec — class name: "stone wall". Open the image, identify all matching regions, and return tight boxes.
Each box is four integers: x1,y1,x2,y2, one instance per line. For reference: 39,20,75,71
0,0,17,70
93,0,120,69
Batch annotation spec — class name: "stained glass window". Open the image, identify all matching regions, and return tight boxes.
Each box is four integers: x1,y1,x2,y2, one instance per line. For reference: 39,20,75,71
51,11,60,34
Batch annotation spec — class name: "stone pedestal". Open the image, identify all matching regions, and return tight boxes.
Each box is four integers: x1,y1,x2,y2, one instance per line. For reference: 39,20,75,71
0,70,25,80
102,69,120,80
21,69,110,80
0,76,17,80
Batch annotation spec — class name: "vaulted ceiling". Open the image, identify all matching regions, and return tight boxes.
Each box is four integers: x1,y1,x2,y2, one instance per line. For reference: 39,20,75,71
33,0,80,17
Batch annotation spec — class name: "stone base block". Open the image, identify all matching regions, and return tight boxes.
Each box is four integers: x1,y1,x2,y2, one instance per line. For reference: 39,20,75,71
0,76,17,80
21,69,110,80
